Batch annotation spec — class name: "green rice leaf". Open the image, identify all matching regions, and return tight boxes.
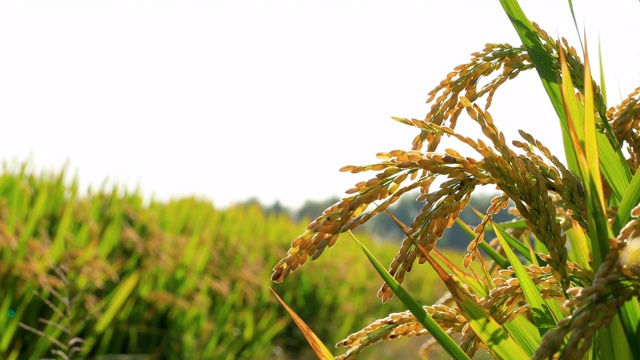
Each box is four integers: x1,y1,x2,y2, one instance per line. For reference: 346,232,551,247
557,36,633,359
446,277,528,359
493,222,556,336
95,271,140,334
387,209,489,296
558,43,612,269
598,315,634,360
420,238,528,359
613,167,640,234
270,288,334,360
432,249,488,298
619,300,640,359
498,0,579,174
503,314,541,357
597,36,607,103
565,219,592,272
499,0,631,197
0,285,36,353
565,0,584,52
46,185,77,263
348,231,470,360
582,40,607,214
598,135,631,203
486,219,530,230
454,298,529,360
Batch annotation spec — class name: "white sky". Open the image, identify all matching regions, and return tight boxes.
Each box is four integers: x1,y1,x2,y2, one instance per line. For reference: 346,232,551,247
1,1,639,209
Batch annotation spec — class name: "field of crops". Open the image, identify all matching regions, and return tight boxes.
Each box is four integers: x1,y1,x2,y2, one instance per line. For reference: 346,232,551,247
0,162,457,359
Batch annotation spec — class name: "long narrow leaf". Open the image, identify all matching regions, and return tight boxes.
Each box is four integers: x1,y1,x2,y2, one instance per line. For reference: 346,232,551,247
270,288,334,360
597,36,607,104
560,34,631,360
493,222,556,336
468,208,532,262
613,167,640,233
618,300,640,360
502,315,542,357
500,0,631,197
582,40,606,213
422,248,530,359
385,209,490,296
598,134,632,202
565,0,584,52
559,45,586,164
498,0,578,173
602,315,634,360
95,271,140,334
565,219,592,272
432,249,488,297
485,218,530,230
347,231,470,360
559,44,611,268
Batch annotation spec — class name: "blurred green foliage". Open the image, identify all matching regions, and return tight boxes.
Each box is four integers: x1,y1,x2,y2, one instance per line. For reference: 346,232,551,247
0,162,458,359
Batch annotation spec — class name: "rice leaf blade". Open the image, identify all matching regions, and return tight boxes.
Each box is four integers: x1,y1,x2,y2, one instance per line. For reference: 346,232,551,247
95,271,140,334
270,288,334,360
421,242,529,359
348,231,470,360
597,36,607,103
582,39,606,213
565,219,592,272
613,167,640,233
558,43,611,268
432,249,488,297
498,0,579,173
618,300,640,359
493,222,556,336
503,314,541,357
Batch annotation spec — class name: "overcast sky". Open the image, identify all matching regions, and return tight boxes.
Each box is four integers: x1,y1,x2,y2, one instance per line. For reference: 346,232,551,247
1,1,639,209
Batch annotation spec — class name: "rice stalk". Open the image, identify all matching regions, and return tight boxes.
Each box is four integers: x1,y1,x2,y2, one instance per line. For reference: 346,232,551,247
272,5,640,358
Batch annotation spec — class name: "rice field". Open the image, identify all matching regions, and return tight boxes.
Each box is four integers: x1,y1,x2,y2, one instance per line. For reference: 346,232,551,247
0,162,454,359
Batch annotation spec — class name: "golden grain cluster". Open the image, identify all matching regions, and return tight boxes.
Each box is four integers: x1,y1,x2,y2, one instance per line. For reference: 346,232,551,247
273,18,640,360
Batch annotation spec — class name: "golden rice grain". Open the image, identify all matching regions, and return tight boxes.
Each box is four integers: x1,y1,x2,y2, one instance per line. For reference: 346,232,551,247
269,22,630,359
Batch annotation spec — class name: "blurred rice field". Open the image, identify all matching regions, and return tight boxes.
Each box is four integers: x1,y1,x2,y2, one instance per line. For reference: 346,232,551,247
0,162,455,359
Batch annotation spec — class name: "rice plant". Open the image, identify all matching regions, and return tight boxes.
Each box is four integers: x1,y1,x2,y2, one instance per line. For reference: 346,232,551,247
272,1,640,359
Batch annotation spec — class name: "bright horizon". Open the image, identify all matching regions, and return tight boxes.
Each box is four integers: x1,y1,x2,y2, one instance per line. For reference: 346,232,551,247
1,1,639,209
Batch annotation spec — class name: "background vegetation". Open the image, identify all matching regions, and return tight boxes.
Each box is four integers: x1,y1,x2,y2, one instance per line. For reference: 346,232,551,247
0,162,498,359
